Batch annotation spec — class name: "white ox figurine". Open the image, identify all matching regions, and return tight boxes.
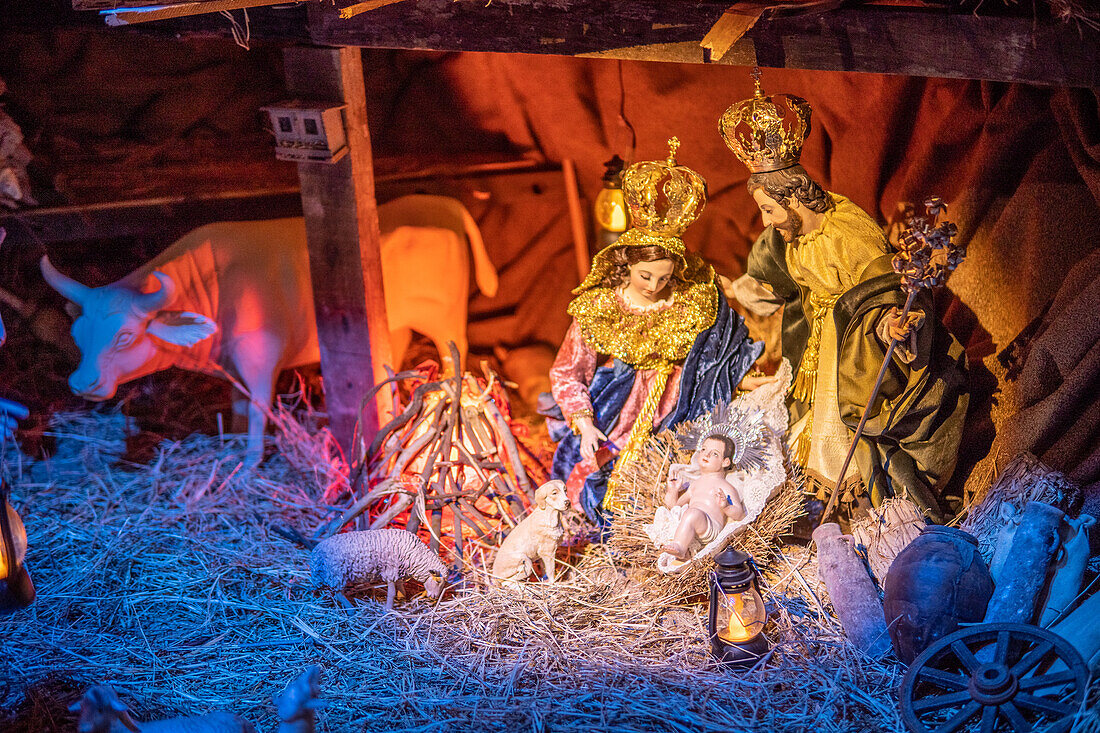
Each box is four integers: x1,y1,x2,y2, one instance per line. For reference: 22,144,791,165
40,194,498,465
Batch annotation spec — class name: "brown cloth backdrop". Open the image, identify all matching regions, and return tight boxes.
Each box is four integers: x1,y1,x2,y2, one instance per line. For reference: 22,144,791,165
995,245,1100,517
368,53,1100,505
985,90,1100,515
2,31,1100,504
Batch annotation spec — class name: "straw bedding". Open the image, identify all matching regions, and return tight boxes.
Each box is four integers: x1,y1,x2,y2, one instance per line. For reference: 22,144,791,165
1,408,909,732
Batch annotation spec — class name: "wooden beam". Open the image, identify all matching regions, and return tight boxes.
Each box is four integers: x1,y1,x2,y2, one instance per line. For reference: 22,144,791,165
560,159,590,283
4,155,558,245
700,2,770,64
284,46,392,461
309,0,1100,87
2,1,312,42
78,0,290,25
75,0,226,8
0,188,302,244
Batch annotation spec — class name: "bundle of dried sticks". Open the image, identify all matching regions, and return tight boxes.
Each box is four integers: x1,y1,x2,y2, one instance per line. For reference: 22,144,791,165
312,344,546,564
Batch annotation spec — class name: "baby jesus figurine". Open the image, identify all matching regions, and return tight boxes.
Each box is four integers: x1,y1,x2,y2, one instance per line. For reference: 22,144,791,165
660,435,747,560
645,358,793,573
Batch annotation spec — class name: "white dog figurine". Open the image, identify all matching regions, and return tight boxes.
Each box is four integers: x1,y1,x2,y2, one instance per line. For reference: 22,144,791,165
492,480,569,586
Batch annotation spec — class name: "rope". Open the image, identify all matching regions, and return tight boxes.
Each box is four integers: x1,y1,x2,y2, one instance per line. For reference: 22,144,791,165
790,291,840,466
220,8,250,51
603,362,672,513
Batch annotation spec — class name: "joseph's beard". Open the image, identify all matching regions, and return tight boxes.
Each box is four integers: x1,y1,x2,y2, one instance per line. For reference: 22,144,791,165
776,207,803,243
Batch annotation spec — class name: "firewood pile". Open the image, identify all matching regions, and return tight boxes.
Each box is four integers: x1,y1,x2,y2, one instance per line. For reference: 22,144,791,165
311,346,551,567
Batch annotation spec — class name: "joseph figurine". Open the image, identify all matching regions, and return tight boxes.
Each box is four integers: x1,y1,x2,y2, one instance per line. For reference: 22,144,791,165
719,75,968,519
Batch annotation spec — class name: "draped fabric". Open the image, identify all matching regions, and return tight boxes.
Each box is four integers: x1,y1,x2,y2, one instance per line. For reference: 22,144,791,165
668,293,763,427
749,222,968,520
547,296,762,523
993,247,1100,519
834,258,970,519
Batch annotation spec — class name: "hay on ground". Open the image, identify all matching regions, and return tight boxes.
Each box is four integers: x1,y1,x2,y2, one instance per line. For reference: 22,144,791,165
2,408,914,732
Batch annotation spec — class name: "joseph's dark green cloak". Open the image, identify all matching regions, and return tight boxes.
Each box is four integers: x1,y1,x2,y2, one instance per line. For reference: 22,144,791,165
748,227,969,519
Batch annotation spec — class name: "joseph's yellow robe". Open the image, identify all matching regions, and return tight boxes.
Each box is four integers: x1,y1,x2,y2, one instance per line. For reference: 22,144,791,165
743,194,969,519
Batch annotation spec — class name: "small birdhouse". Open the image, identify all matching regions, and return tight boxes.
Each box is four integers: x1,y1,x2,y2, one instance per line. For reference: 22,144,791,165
262,101,348,164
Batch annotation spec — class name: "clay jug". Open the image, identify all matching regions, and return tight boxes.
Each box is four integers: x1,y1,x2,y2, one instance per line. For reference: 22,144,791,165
883,525,993,664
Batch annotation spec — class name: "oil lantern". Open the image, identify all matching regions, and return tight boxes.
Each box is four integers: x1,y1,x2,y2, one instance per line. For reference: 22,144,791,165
709,546,769,668
0,478,34,613
593,155,630,248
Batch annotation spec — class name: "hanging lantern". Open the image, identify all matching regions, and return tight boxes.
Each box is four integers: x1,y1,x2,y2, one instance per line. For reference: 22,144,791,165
0,478,35,613
709,547,769,668
593,155,630,248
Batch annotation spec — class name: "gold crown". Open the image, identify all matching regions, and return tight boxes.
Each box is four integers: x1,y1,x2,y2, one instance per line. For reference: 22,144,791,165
620,137,706,239
719,68,811,173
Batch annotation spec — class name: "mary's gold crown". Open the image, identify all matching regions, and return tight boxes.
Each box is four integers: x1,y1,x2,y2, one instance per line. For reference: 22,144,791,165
620,137,707,240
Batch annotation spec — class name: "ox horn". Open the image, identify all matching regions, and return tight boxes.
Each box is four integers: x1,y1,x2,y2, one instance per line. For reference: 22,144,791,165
40,256,92,307
133,271,177,314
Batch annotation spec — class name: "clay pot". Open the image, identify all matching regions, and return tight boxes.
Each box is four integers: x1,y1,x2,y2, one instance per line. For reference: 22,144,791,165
1039,514,1096,627
883,525,994,664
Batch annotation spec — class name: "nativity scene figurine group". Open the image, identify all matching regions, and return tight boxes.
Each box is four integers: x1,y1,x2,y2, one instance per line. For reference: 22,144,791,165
543,71,968,573
36,64,1100,733
18,66,1100,733
7,71,972,601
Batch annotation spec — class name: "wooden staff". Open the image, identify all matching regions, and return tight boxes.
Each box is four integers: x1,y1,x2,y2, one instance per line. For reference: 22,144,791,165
822,288,918,519
822,199,962,519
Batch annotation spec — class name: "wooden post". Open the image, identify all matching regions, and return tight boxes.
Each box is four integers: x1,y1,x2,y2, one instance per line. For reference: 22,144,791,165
284,46,392,461
561,159,590,282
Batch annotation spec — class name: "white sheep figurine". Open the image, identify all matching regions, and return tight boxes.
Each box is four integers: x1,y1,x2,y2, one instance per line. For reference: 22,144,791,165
310,528,447,609
70,685,256,733
275,665,323,733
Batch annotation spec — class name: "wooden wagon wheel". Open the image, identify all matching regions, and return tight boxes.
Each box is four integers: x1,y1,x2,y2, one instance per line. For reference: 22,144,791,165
899,622,1088,733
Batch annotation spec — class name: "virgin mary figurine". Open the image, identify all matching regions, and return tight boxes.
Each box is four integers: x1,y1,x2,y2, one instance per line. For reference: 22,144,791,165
546,139,764,524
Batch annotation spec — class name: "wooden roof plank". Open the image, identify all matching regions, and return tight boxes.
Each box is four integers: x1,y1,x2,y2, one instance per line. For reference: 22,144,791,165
79,0,291,25
308,0,1100,87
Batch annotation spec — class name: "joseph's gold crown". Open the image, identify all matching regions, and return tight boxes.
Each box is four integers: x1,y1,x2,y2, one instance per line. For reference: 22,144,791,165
720,71,811,174
621,137,706,238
